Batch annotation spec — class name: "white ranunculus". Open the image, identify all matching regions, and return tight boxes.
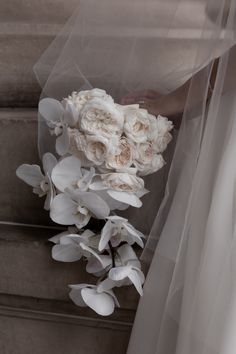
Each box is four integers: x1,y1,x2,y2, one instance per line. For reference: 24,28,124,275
148,114,173,153
90,171,148,208
134,142,166,176
99,215,145,251
80,98,124,137
123,106,150,143
64,88,114,112
51,155,95,192
106,137,135,171
16,153,57,210
69,283,120,316
50,189,110,229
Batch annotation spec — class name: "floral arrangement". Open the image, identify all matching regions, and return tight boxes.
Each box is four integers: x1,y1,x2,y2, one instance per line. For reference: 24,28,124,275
16,88,173,316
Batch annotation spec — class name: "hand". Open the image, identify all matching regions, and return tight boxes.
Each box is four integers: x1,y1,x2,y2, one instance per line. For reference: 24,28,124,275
120,89,165,114
121,89,182,128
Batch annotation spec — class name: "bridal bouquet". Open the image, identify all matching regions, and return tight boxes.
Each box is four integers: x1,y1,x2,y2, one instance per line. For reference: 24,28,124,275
16,88,173,316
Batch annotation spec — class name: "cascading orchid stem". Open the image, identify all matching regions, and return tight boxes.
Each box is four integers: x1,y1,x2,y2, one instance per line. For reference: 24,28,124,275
108,241,116,268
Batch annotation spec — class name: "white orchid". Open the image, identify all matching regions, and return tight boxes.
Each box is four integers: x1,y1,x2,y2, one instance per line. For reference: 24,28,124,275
49,226,79,244
50,230,100,262
99,216,145,251
97,244,145,296
50,189,110,229
39,98,78,156
69,283,120,316
16,153,57,210
51,155,95,193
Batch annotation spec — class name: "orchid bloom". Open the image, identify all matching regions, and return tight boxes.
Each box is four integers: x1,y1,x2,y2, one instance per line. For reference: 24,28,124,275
16,153,57,210
51,155,95,193
50,230,101,262
50,188,110,229
99,215,145,251
39,98,78,156
97,244,145,296
69,283,120,316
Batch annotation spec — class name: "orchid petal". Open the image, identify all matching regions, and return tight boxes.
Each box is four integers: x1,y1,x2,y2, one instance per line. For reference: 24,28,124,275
50,193,77,225
99,220,114,251
128,270,144,296
56,126,69,156
97,278,116,293
69,288,87,307
52,244,82,262
72,190,110,219
117,244,139,266
107,190,142,208
86,255,112,274
109,266,132,281
51,156,82,192
42,153,57,175
81,288,115,316
49,230,70,244
16,164,44,187
39,98,64,123
44,175,55,210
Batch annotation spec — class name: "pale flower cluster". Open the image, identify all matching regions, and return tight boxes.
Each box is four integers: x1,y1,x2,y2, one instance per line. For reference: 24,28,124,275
16,88,173,316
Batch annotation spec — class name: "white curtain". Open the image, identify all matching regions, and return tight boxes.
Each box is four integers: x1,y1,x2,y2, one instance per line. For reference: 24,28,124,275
127,3,236,354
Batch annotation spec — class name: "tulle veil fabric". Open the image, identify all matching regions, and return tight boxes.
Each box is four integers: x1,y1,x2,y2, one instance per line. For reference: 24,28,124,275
34,0,236,353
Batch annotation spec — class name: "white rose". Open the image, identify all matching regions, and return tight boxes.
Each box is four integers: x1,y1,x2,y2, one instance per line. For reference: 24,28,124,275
101,172,144,193
80,98,124,137
152,133,173,153
68,128,93,167
123,106,150,143
68,129,119,166
148,114,173,153
64,88,114,112
135,143,165,176
85,135,119,166
106,137,135,171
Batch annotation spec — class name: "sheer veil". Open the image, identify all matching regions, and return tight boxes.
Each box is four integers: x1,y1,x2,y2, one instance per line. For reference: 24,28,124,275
34,1,236,353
